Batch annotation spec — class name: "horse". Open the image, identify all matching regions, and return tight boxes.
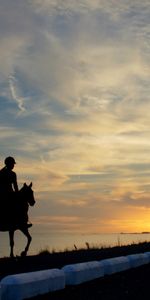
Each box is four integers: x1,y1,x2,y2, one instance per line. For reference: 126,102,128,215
0,182,35,258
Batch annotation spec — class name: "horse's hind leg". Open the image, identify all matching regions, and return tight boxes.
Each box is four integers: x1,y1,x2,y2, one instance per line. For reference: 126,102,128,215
9,230,14,258
20,227,32,257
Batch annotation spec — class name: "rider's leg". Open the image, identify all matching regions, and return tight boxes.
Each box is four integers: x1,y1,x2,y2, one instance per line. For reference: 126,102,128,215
9,230,14,258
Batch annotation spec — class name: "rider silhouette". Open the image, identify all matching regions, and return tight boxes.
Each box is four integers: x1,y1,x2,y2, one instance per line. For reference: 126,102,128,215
0,157,19,228
0,156,18,195
0,157,32,229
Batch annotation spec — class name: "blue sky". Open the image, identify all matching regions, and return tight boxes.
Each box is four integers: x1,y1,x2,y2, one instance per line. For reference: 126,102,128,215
0,0,150,233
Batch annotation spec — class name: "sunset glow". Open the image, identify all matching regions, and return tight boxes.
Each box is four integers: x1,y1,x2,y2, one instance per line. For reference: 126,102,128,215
0,0,150,233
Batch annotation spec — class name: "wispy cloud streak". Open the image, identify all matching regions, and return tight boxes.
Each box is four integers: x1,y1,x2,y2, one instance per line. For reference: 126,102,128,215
9,74,26,113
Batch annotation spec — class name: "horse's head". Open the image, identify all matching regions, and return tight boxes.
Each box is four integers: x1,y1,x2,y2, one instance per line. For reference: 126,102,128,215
21,182,35,206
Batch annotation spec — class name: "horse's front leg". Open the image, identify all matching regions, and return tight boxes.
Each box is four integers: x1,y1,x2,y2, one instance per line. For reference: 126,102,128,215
20,227,32,257
9,230,15,258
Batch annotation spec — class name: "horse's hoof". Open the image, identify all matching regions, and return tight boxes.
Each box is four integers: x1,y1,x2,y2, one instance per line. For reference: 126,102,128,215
21,251,27,257
10,253,14,259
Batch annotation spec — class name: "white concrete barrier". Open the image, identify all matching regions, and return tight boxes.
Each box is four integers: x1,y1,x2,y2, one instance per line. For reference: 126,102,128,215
1,251,150,299
141,252,150,264
100,256,130,275
126,253,150,268
62,261,104,285
0,269,65,300
144,251,150,262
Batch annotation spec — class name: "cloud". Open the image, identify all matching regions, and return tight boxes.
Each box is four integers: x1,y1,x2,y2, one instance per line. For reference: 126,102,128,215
0,0,150,233
28,0,150,18
1,0,149,121
9,74,27,113
0,1,35,79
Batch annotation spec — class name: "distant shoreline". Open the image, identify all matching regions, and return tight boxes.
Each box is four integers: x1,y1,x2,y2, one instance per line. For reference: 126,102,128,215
120,231,150,234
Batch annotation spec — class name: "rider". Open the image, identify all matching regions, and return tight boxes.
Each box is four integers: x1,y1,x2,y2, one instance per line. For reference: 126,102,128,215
0,156,18,195
0,156,18,229
0,157,32,229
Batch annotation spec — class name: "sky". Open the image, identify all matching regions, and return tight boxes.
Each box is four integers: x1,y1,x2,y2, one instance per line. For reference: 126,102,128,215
0,0,150,234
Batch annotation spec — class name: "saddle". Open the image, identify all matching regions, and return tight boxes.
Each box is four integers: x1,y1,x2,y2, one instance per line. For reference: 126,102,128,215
0,192,28,231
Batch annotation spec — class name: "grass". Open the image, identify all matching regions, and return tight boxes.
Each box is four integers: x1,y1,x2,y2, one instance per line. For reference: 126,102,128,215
37,239,150,257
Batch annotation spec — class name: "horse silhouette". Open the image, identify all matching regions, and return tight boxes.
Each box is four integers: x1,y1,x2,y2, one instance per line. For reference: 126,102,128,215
0,182,35,257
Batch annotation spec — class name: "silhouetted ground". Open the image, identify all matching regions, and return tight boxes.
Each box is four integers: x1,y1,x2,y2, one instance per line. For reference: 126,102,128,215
0,242,150,299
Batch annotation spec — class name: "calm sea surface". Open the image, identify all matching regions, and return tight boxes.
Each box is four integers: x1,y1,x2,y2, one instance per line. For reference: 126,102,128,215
1,224,150,258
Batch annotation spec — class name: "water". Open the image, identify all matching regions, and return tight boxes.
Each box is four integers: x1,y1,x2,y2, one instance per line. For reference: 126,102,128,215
1,224,150,258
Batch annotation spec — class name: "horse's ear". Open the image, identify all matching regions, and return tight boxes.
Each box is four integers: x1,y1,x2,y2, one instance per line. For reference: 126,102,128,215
24,183,27,187
29,182,32,188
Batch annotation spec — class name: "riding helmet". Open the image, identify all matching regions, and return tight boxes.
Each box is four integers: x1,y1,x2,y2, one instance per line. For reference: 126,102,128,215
4,156,16,165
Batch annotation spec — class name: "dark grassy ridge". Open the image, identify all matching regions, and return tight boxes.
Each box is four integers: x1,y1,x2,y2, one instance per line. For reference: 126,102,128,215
1,242,150,299
0,241,150,280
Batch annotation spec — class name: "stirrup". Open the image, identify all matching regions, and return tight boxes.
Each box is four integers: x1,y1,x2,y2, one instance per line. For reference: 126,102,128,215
27,223,32,228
